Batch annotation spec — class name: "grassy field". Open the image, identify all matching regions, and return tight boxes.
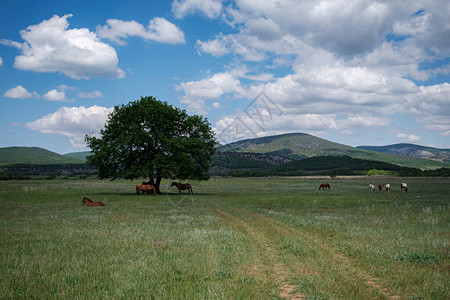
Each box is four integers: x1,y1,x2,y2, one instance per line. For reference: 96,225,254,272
0,177,448,299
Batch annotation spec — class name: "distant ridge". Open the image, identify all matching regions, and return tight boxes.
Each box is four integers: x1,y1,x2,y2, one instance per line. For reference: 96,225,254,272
218,133,359,159
217,132,450,169
0,147,84,165
2,134,449,170
357,144,450,162
64,151,90,162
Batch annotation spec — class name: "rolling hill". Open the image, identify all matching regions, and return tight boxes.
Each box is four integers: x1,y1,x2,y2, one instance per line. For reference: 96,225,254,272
217,133,450,169
2,133,449,175
357,144,450,163
210,153,407,176
64,151,91,161
0,147,84,165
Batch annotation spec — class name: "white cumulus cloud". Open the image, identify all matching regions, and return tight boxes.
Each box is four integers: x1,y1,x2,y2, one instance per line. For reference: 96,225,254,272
396,133,421,143
43,89,68,102
3,85,34,99
176,71,244,100
196,38,229,56
78,90,104,98
25,105,113,148
172,0,224,19
1,14,124,79
96,18,185,45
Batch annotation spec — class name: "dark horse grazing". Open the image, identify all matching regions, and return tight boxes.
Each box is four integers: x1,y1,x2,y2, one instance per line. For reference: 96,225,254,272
378,184,383,192
136,184,156,196
319,183,331,190
171,182,193,194
82,197,105,206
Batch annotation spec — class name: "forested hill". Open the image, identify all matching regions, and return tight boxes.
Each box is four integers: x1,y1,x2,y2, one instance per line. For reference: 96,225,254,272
217,133,450,169
63,151,91,161
218,133,358,159
2,134,449,171
0,147,84,165
357,144,450,162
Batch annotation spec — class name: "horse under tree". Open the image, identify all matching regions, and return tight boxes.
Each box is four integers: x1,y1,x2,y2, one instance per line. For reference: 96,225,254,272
85,96,216,194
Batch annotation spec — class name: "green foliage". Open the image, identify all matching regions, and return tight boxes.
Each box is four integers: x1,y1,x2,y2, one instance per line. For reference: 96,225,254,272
398,167,450,177
85,96,216,192
0,170,31,180
0,164,96,178
273,156,404,174
45,173,57,180
210,155,411,177
365,169,393,176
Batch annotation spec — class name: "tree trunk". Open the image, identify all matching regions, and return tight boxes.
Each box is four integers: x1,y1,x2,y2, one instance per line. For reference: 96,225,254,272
148,175,162,194
155,176,162,194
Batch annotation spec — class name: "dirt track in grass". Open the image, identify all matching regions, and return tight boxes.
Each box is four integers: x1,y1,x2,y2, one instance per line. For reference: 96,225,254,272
207,203,401,299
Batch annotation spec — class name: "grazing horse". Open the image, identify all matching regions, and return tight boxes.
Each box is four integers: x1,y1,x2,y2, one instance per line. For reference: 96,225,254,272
369,184,375,192
82,197,105,206
171,182,193,194
401,183,408,192
378,184,383,192
385,184,391,192
319,183,331,190
136,184,156,196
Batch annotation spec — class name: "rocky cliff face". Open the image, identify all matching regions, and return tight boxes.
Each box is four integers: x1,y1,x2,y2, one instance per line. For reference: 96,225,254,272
214,152,293,165
357,144,450,162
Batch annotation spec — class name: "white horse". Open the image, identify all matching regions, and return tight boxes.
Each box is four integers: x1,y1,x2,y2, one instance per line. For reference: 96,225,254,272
369,184,375,192
385,184,391,192
401,183,408,192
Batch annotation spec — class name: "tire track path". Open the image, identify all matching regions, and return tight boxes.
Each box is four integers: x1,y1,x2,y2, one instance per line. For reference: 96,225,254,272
232,206,401,299
207,206,306,300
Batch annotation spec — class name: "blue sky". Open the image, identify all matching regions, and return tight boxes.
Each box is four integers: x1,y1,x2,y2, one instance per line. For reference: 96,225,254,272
1,0,449,154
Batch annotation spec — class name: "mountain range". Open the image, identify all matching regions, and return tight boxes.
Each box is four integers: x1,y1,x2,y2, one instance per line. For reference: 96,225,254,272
1,133,449,171
216,133,449,169
357,143,450,162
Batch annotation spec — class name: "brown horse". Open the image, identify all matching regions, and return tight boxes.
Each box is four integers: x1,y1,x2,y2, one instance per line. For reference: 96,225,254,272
136,184,156,196
82,197,105,206
319,183,331,190
171,182,193,194
378,184,383,192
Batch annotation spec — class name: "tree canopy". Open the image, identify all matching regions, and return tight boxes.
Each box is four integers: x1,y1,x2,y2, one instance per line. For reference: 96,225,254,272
85,96,216,193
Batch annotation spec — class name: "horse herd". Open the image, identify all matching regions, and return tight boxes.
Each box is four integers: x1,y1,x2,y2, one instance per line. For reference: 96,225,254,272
368,182,408,193
82,181,192,206
319,182,408,193
83,181,409,206
135,181,193,196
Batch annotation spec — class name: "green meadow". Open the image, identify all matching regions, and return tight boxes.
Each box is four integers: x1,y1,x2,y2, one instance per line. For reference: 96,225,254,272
0,177,448,299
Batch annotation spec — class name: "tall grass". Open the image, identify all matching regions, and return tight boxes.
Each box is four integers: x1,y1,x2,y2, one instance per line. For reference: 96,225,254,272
0,177,448,299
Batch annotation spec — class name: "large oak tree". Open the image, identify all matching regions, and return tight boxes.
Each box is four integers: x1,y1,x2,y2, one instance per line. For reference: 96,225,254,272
85,96,216,194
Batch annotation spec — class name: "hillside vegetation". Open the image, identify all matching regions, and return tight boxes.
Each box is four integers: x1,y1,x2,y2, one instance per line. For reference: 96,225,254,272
63,151,91,161
211,154,407,176
0,147,84,165
357,143,450,163
2,133,449,177
218,133,450,169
